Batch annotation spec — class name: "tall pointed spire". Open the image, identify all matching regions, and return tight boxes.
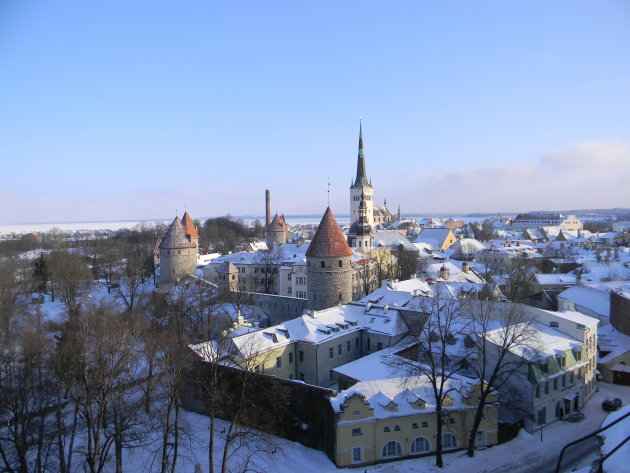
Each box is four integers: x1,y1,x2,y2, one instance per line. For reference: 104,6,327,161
352,120,371,188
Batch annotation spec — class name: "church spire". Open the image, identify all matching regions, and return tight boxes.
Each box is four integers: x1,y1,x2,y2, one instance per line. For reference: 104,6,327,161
352,120,371,188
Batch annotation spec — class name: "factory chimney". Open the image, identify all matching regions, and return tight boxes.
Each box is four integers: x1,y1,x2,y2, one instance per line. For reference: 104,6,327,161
265,189,271,227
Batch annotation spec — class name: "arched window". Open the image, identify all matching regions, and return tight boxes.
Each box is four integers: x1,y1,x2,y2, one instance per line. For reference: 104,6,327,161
382,440,402,458
410,437,430,454
443,432,457,449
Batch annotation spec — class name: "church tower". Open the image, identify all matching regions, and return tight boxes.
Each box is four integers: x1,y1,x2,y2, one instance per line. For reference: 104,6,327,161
350,121,374,225
347,191,373,253
306,207,353,311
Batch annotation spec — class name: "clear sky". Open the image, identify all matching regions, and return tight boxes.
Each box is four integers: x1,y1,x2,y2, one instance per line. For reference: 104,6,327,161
1,1,629,224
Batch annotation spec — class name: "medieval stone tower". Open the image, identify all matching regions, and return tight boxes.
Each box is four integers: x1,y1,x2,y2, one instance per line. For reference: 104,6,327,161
306,207,353,311
266,213,288,246
158,217,197,285
347,191,373,253
350,121,374,225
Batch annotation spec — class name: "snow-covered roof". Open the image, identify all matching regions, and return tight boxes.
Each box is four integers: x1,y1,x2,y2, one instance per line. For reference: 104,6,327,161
414,228,453,248
598,323,630,364
373,230,417,252
557,286,611,318
534,273,577,286
330,375,477,418
221,303,409,359
483,320,583,361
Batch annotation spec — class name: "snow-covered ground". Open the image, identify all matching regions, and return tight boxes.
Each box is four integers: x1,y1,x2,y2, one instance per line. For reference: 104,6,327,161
116,383,630,473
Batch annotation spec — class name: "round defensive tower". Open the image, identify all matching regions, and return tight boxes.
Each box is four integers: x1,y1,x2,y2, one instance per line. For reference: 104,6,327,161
159,217,197,285
266,213,287,246
306,207,353,311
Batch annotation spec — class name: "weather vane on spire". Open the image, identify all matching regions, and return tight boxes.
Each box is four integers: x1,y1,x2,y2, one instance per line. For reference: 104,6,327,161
327,178,330,206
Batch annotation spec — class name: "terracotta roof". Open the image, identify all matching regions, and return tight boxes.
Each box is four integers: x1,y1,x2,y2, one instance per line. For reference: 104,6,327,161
267,213,287,232
181,212,199,239
217,261,238,273
159,217,196,249
306,207,353,258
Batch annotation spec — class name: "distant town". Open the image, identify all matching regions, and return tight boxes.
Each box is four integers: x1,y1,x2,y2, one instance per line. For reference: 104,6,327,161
1,126,628,473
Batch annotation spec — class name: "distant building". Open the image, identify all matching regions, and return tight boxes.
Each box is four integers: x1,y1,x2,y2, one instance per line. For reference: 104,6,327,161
413,228,458,252
511,213,583,231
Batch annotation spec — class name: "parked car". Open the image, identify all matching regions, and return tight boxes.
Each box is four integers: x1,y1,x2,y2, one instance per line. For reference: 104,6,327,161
602,396,622,411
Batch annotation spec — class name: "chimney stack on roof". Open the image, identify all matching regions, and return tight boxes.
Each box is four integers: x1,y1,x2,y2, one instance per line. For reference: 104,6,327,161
439,264,449,280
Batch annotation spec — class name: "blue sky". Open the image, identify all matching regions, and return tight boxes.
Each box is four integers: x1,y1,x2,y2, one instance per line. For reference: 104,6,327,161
1,1,629,223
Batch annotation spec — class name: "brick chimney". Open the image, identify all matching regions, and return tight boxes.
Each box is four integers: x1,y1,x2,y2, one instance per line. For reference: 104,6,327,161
265,189,271,228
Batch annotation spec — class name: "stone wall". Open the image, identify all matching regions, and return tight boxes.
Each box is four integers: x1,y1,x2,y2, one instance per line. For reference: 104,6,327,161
307,256,352,311
159,247,196,284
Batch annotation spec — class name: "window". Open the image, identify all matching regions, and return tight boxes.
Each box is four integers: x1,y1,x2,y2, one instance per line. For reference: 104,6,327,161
352,410,360,417
355,337,359,348
329,370,334,381
383,426,390,432
299,372,304,381
338,260,342,267
443,433,457,449
289,352,293,364
562,374,566,387
367,338,371,351
412,422,419,429
422,421,429,428
347,341,351,352
288,287,292,295
276,357,281,368
544,381,549,395
535,384,540,398
299,351,304,362
554,378,558,390
394,425,401,431
377,342,383,351
352,428,362,436
254,268,259,274
382,440,402,458
338,344,342,355
550,321,559,328
352,446,362,464
329,347,334,359
570,371,574,384
321,261,325,269
410,437,430,454
476,430,486,447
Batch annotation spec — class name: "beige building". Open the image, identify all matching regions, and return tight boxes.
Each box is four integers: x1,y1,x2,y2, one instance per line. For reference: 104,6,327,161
330,377,498,467
190,303,410,388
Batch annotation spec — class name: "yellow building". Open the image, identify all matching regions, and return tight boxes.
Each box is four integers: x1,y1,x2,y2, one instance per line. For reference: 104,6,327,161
330,377,498,467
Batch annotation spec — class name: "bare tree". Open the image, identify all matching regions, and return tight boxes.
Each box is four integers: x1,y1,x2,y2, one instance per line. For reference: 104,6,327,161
115,252,147,314
460,301,540,456
388,290,470,468
255,247,282,294
48,251,92,315
195,333,279,473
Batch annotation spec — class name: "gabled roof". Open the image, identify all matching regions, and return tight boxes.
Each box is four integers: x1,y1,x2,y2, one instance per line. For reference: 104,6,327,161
159,217,196,249
181,212,199,239
306,207,353,258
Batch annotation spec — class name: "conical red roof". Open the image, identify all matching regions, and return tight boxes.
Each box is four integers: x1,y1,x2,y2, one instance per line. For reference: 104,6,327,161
181,212,199,239
306,207,353,258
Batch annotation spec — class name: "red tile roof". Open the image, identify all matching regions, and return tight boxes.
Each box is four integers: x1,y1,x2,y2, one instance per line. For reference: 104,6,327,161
181,212,199,239
306,207,353,258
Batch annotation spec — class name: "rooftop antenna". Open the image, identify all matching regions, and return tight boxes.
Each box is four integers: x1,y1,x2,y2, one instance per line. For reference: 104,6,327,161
327,178,330,207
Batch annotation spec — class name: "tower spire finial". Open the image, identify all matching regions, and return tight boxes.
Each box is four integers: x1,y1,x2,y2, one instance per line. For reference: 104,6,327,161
352,119,369,188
